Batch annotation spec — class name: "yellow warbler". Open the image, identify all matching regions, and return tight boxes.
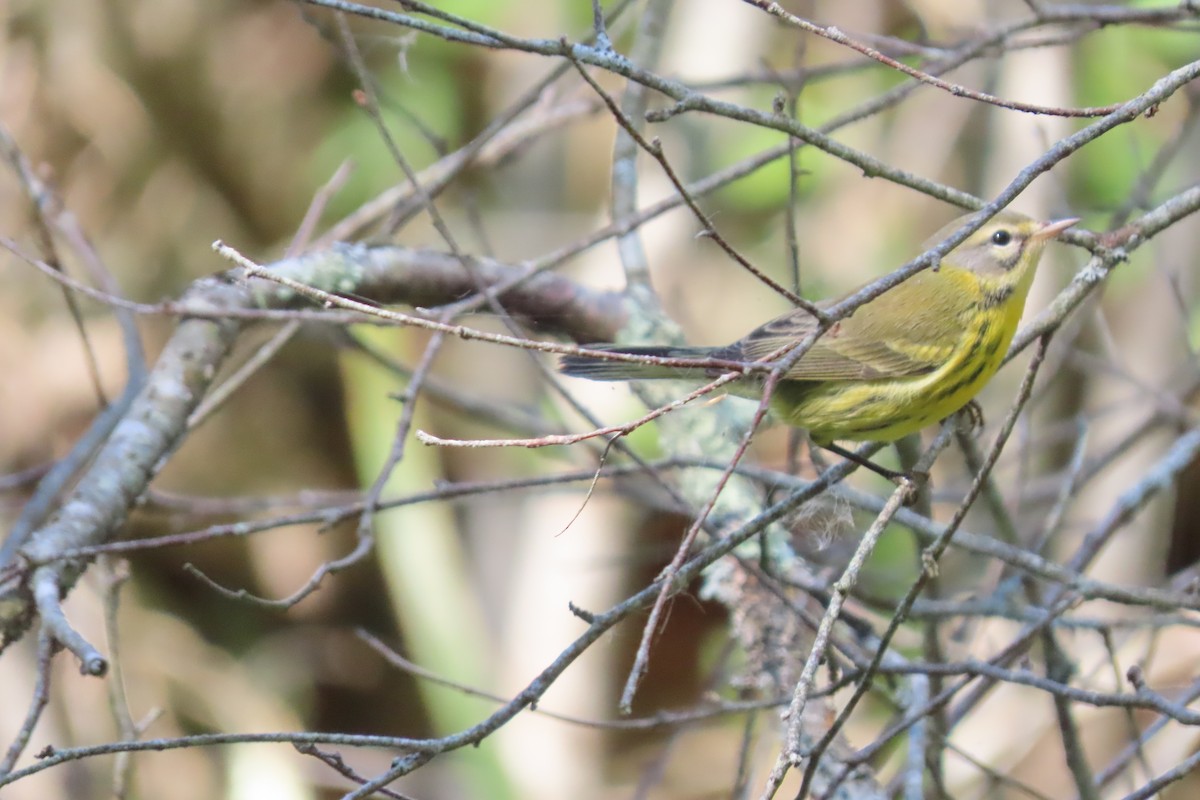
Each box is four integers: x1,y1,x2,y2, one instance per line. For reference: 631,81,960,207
561,210,1076,460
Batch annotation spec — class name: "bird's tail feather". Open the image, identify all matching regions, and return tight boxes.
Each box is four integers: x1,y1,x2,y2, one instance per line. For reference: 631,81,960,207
559,344,716,380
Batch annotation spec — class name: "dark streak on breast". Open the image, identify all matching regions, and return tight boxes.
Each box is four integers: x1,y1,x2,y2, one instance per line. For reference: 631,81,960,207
934,354,989,402
982,285,1014,308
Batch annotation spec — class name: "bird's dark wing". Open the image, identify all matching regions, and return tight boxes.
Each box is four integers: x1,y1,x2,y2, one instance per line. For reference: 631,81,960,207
723,271,973,381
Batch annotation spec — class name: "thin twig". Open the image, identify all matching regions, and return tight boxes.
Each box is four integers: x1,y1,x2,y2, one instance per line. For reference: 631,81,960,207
743,2,1121,117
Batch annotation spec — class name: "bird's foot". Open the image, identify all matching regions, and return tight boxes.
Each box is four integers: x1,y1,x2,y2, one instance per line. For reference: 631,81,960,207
958,400,985,437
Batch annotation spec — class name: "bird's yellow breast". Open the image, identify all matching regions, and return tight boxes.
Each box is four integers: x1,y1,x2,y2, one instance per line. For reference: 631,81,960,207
770,266,1032,444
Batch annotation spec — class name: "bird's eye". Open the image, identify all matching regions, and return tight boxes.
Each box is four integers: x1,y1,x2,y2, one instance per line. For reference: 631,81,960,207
991,229,1013,246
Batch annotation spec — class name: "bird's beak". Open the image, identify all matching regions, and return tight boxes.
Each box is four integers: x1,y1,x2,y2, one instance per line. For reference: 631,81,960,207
1032,217,1080,241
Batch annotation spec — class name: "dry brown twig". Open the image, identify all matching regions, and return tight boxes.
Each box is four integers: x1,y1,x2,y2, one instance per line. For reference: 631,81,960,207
3,3,1200,799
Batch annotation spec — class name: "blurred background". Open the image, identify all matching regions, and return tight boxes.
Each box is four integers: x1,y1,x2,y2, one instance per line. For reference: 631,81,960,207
2,0,1199,798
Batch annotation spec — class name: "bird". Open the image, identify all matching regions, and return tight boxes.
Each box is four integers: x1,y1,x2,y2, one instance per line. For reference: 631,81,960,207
559,210,1077,478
